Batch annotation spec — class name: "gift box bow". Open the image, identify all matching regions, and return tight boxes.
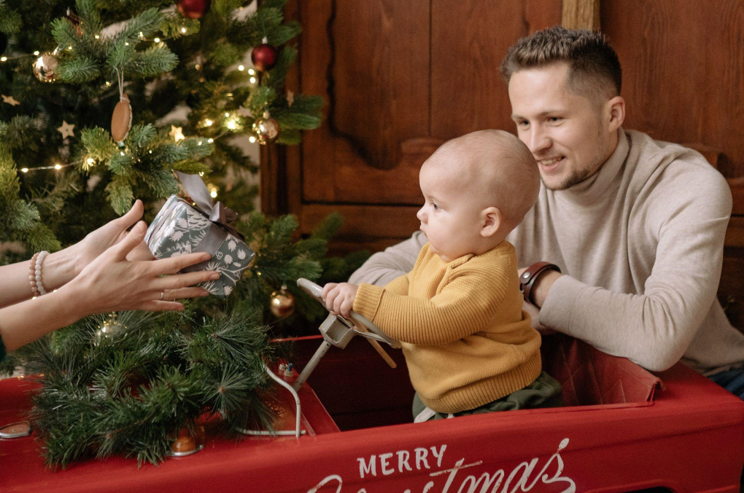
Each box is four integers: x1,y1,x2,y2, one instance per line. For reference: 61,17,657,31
175,171,245,242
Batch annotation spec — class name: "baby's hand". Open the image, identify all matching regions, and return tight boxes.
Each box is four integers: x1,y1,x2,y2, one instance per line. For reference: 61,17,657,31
322,282,359,318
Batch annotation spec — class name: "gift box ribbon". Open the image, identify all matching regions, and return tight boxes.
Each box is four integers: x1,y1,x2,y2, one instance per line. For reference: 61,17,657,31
176,171,245,241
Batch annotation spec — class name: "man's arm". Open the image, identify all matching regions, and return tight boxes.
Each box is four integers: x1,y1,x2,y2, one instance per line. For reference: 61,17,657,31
537,166,733,372
348,231,427,286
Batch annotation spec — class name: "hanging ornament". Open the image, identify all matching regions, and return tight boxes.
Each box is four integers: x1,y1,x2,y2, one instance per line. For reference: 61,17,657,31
169,125,185,141
251,37,278,72
65,8,84,37
269,284,295,318
252,110,280,145
33,52,60,83
177,0,211,19
111,94,132,143
2,95,20,106
57,121,75,139
93,313,128,346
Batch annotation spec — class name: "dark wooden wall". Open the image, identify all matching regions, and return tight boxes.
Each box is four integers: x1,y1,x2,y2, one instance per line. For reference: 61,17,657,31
263,0,744,328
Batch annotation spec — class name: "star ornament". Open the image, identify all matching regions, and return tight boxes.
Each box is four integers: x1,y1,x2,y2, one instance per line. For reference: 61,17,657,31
57,121,75,139
2,95,20,106
169,125,185,142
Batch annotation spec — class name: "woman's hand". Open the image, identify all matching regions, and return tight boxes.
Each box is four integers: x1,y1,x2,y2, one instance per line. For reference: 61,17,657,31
322,282,359,318
71,200,153,276
67,220,217,315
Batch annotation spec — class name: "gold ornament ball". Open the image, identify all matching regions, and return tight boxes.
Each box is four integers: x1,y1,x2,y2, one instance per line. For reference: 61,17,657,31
270,290,295,318
33,53,60,83
252,114,280,145
93,315,127,345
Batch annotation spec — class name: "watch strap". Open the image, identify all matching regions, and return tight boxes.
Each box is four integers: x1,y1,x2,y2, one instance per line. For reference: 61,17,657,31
520,262,561,305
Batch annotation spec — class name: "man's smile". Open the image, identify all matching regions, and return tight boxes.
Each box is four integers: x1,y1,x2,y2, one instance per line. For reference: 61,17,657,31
536,156,565,171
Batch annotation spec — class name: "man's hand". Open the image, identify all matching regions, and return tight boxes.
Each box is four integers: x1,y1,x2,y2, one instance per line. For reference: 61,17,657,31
322,282,359,318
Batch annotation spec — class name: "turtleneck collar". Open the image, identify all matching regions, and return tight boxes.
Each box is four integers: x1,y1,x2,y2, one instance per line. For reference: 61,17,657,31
557,128,630,205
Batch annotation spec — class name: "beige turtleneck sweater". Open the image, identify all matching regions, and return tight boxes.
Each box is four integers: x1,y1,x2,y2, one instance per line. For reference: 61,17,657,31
350,129,744,375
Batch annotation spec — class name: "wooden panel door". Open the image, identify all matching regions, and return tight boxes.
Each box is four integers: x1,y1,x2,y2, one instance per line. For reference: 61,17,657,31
265,0,562,252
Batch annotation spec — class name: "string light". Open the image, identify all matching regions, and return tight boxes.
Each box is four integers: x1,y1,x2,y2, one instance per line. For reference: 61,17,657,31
154,37,161,43
204,119,213,127
181,28,187,34
249,77,257,84
21,168,28,173
207,138,214,143
1,57,7,62
248,68,256,76
54,164,62,170
238,65,245,71
248,136,256,143
95,34,100,39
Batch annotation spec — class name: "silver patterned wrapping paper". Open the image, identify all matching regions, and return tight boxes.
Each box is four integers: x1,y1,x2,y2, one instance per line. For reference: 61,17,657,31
145,195,254,298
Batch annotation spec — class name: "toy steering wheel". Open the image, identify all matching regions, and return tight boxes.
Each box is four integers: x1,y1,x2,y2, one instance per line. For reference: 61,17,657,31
297,278,401,349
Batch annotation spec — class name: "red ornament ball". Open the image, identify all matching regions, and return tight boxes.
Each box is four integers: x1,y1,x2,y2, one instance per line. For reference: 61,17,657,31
251,44,279,72
177,0,211,19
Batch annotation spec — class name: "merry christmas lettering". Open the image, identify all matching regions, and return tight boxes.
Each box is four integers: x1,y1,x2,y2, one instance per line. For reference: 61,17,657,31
306,438,575,493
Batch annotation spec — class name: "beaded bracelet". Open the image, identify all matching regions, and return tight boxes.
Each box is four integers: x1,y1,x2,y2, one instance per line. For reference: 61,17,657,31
35,251,49,295
28,252,41,298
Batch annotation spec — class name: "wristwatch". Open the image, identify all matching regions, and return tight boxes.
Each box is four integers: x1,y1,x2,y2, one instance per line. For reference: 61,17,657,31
520,262,561,306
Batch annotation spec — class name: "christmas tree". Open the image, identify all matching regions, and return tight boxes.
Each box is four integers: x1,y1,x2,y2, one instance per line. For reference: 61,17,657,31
0,0,364,466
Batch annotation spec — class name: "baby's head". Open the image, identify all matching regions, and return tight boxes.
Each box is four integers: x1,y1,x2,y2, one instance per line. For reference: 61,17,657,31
417,130,539,261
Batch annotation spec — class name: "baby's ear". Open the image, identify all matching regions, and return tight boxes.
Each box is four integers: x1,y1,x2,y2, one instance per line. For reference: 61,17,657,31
480,207,503,238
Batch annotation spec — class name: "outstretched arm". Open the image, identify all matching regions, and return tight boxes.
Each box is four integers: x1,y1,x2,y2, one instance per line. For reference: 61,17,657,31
0,200,154,309
348,231,426,286
0,221,217,352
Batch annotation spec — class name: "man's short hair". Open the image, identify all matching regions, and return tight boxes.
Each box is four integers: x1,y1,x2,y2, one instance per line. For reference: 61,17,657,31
500,26,622,104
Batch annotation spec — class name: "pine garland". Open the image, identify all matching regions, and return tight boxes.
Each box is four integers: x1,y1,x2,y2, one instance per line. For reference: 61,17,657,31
23,308,275,467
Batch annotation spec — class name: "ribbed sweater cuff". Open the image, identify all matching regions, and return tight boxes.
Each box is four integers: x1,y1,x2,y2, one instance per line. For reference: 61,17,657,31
539,275,583,335
353,283,385,322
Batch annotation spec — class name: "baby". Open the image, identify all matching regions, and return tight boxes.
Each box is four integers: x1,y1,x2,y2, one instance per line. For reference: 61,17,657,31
323,130,561,422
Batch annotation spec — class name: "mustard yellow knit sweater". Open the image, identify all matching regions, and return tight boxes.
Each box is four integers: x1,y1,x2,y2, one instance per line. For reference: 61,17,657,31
353,241,542,414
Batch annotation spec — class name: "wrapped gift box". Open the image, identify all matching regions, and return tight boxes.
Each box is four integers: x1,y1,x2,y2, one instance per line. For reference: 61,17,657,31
145,194,254,299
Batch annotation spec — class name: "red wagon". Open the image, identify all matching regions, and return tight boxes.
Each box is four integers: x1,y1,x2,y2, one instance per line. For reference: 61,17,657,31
1,281,743,493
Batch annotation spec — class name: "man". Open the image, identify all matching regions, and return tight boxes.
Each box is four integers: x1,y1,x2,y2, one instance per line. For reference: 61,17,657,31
349,26,744,398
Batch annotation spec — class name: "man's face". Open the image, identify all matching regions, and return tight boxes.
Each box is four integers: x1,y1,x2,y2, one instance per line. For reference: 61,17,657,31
508,63,615,190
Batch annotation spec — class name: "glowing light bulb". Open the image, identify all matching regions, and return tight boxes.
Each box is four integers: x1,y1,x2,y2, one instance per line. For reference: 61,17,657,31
154,37,161,43
54,164,62,170
249,77,257,84
87,158,95,165
207,138,214,143
248,69,256,75
33,51,39,56
249,136,256,143
21,168,28,173
205,119,213,127
238,65,245,71
1,57,7,62
181,28,187,33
